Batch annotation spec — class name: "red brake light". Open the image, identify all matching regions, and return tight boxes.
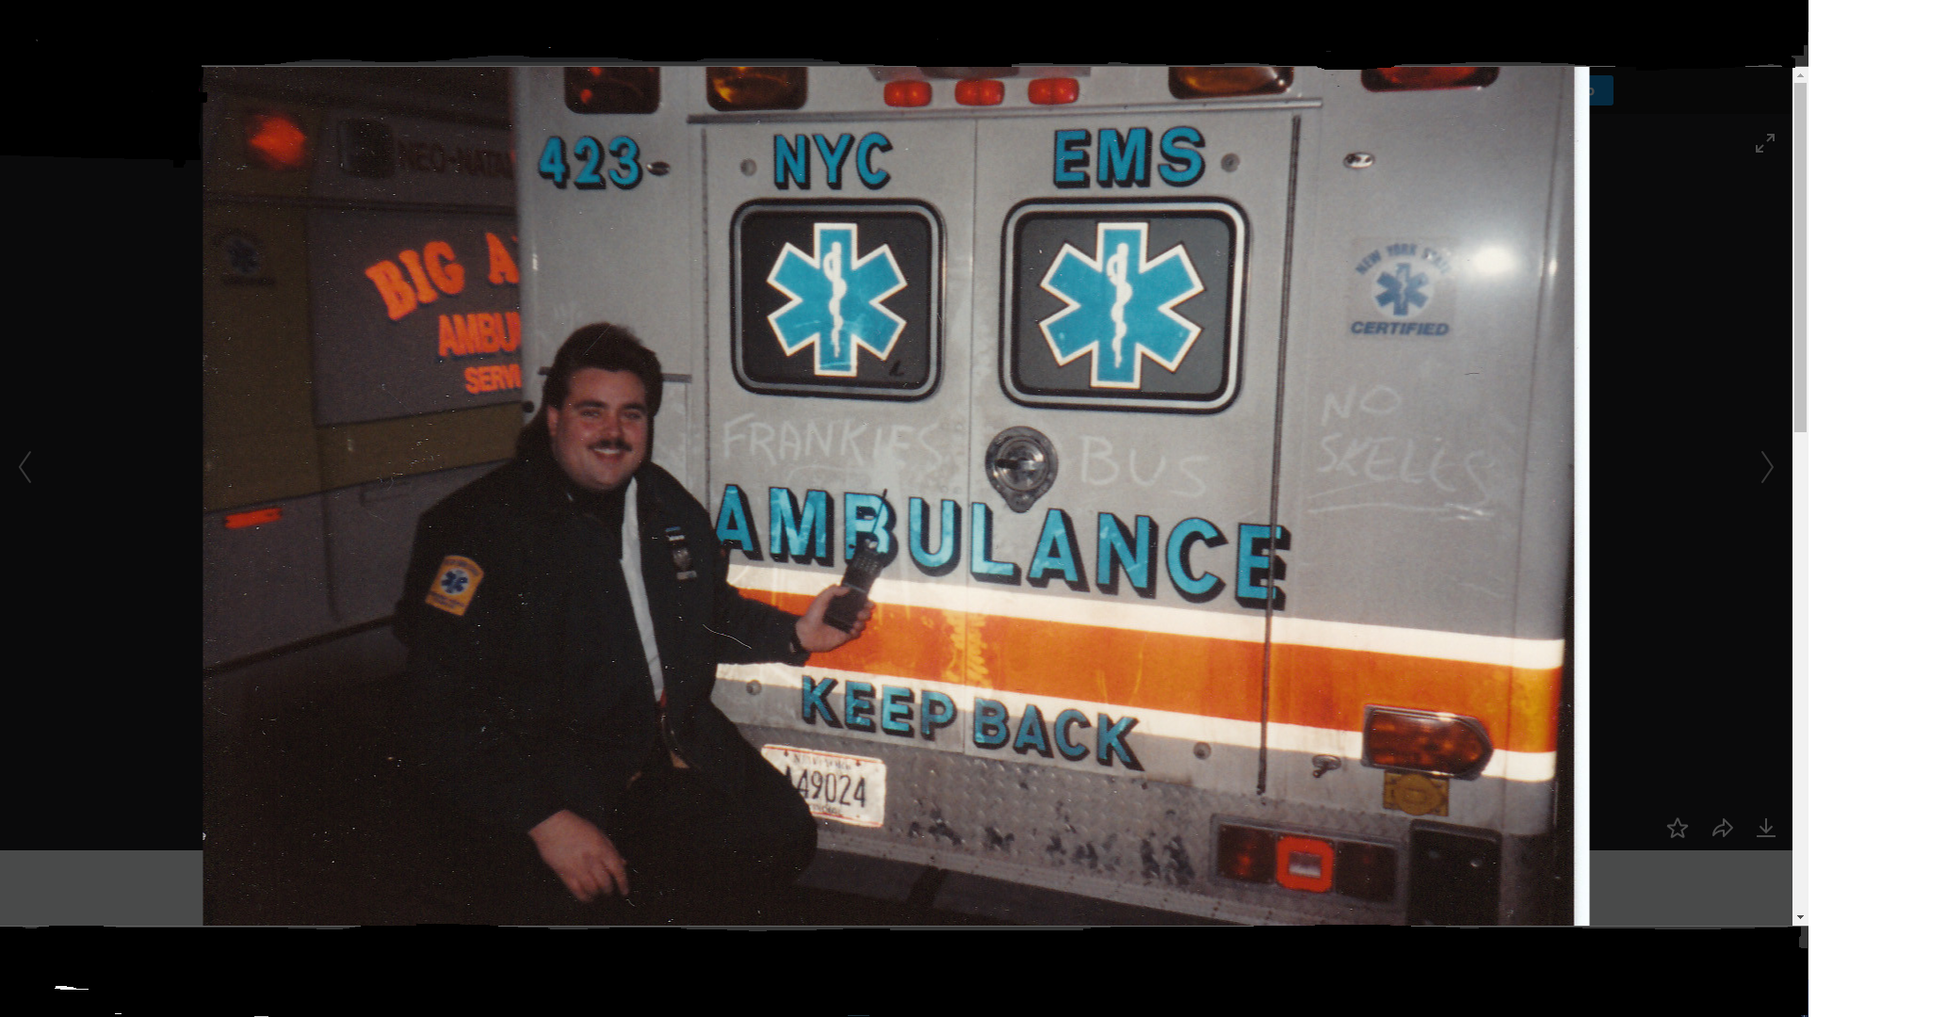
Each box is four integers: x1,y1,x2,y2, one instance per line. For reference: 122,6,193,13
245,112,309,171
955,79,1004,106
884,80,932,107
1216,825,1276,883
1027,77,1078,105
1363,707,1493,777
1335,841,1398,902
1362,67,1500,91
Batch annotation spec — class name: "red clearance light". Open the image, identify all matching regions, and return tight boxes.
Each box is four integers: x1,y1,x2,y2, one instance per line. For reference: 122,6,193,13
1275,836,1334,893
1363,707,1493,778
955,79,1004,106
1216,825,1277,883
706,66,807,111
245,112,309,171
884,80,932,107
1027,77,1078,105
1168,66,1293,99
225,506,283,529
1362,67,1500,91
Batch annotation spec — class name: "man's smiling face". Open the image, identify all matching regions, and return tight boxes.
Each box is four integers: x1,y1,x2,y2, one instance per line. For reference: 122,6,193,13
546,368,650,493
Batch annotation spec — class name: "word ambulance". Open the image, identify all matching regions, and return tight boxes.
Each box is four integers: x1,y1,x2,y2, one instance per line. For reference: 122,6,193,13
716,484,1291,611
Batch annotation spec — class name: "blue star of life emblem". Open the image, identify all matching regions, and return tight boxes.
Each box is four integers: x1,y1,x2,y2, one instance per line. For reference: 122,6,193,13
1374,260,1432,317
440,569,470,595
765,222,908,377
1037,223,1204,389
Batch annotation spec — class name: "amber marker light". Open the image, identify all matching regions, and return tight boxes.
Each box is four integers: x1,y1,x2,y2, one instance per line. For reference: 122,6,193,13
1363,706,1493,778
955,79,1004,106
1027,77,1078,105
884,80,932,107
1168,66,1293,99
245,112,309,171
1361,67,1500,91
706,66,807,111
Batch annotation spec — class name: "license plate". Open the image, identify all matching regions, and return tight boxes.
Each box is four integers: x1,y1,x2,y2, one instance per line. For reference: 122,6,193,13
761,745,886,828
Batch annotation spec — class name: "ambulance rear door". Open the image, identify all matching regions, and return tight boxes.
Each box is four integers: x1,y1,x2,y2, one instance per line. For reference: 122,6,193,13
963,95,1310,797
699,110,978,789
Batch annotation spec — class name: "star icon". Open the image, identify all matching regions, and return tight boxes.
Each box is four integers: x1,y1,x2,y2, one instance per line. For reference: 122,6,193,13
1668,817,1689,838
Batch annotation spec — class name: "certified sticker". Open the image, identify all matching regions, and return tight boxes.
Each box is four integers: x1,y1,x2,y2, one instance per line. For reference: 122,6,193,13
1347,239,1460,337
761,744,887,828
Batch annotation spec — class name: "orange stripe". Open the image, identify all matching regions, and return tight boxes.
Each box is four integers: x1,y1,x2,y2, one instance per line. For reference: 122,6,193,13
753,591,1559,753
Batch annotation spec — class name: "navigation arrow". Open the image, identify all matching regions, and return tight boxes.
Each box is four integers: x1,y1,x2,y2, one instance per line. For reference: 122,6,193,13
1762,451,1773,482
1767,133,1777,141
1755,145,1765,154
18,451,27,483
1761,818,1774,833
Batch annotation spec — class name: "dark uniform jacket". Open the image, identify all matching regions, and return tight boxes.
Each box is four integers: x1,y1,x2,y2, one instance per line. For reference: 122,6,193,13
395,434,809,840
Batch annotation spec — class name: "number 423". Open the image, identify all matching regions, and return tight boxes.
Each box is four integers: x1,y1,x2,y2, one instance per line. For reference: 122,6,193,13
783,766,868,808
537,135,643,190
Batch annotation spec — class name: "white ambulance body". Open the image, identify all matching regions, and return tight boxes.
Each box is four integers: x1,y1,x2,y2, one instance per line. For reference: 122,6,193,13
513,66,1573,924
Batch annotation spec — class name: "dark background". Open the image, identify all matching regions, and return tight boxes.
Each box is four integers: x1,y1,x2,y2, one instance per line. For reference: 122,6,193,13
1589,66,1794,850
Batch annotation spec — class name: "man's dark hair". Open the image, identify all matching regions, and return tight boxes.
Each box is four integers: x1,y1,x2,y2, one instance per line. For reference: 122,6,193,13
540,322,664,415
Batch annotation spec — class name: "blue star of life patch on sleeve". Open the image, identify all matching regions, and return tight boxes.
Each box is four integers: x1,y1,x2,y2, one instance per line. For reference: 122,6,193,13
1038,223,1204,389
766,222,907,377
425,555,483,617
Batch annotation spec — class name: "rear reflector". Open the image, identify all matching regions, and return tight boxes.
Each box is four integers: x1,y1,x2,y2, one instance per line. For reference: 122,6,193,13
884,80,932,107
1027,77,1079,105
225,507,283,529
1275,835,1334,893
706,67,807,111
1362,67,1500,91
1168,66,1294,99
955,79,1004,106
1363,706,1493,778
1216,824,1277,883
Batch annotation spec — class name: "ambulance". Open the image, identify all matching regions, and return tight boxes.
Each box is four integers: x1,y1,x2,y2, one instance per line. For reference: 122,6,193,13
511,65,1574,924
